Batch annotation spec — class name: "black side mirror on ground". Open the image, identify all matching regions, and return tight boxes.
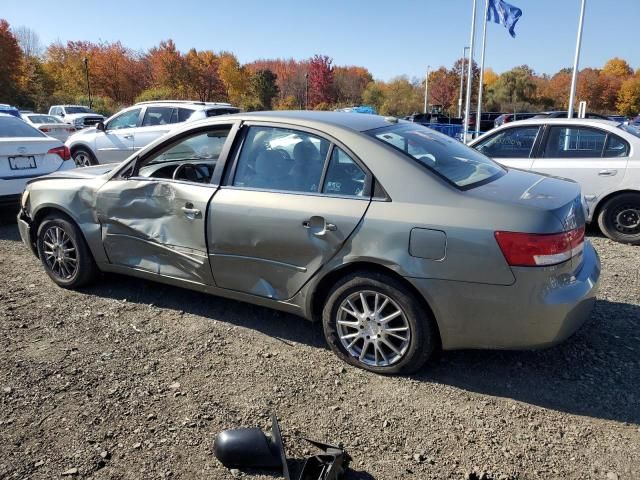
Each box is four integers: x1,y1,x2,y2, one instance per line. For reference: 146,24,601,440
96,121,105,132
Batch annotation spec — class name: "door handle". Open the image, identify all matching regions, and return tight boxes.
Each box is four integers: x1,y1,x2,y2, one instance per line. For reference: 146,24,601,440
598,169,617,176
123,134,133,139
181,206,201,218
302,216,337,234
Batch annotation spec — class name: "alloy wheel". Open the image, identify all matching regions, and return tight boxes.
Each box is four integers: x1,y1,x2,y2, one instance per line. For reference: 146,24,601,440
336,290,411,367
42,226,78,280
74,152,91,167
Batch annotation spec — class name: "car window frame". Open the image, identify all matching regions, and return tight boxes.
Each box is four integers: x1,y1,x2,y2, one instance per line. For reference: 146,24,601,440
110,120,242,188
474,125,543,159
538,124,629,159
221,121,374,200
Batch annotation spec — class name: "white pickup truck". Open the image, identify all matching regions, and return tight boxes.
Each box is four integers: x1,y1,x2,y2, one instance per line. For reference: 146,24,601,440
48,105,105,130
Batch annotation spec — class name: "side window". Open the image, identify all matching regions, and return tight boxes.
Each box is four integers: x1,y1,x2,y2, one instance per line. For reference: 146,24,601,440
136,128,231,183
323,147,366,197
233,126,329,193
107,108,141,130
141,107,174,127
177,108,195,122
475,127,541,158
603,134,629,158
543,126,606,158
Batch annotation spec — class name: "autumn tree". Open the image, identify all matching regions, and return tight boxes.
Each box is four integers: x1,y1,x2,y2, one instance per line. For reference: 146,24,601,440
602,57,633,78
333,66,372,106
146,39,185,94
218,51,253,108
183,49,225,102
308,55,334,107
361,81,386,113
379,77,422,116
428,67,459,114
0,20,23,103
251,69,279,110
616,74,640,116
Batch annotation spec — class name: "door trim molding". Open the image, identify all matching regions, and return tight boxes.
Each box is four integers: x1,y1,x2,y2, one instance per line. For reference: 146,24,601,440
209,252,307,272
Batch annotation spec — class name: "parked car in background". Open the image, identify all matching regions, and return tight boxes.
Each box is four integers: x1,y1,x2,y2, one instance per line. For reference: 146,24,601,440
48,105,105,130
493,112,538,128
533,111,610,120
0,114,74,208
467,112,505,133
23,113,76,142
608,115,628,123
0,104,23,119
470,118,640,244
66,100,240,166
18,111,599,374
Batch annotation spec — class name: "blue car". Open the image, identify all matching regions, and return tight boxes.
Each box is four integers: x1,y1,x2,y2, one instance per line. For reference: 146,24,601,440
0,104,23,119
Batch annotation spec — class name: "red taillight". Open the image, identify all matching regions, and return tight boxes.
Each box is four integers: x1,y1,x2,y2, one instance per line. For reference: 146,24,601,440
47,145,71,161
495,226,585,267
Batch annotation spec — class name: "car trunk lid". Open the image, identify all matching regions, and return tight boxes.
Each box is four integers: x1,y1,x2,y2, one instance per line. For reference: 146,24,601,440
0,137,64,179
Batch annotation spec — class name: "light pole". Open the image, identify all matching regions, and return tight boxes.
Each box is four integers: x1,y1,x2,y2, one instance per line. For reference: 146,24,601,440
568,0,586,118
457,46,470,118
423,66,431,114
304,73,309,110
462,0,478,144
83,57,92,110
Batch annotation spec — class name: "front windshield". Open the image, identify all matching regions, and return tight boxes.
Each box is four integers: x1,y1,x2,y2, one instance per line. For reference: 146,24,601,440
619,123,640,139
368,123,505,188
65,106,94,114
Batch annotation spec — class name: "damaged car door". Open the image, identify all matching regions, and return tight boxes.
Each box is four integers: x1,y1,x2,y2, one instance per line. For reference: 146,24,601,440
95,126,235,284
208,124,372,300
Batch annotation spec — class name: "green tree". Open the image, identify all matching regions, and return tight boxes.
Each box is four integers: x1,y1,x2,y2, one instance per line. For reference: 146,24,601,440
0,19,23,104
251,69,279,110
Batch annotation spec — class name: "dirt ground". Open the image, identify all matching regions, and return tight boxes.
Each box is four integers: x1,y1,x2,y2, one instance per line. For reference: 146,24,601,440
0,214,638,480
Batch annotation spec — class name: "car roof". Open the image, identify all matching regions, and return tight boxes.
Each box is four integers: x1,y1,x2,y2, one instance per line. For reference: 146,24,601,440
220,110,397,132
134,100,235,109
498,117,620,127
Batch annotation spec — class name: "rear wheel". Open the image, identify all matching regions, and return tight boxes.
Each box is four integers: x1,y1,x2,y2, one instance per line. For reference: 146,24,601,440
322,271,437,374
72,148,96,167
597,193,640,245
36,215,99,288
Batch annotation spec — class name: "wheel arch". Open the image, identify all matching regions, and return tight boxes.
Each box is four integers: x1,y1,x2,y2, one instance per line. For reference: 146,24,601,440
591,189,640,223
30,206,86,257
69,143,97,160
308,261,442,349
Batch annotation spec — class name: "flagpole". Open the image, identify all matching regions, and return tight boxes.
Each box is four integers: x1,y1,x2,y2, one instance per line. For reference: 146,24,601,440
475,0,490,138
567,0,586,118
462,0,478,144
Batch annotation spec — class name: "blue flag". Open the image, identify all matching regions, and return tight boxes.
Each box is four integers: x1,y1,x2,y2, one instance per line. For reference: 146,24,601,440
487,0,522,38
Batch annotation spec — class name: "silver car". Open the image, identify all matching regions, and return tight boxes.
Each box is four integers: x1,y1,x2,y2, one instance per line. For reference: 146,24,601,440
17,112,600,374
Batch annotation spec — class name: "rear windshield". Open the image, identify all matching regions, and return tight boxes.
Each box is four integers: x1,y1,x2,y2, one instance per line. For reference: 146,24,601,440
0,116,45,137
619,123,640,139
28,115,63,124
368,123,505,188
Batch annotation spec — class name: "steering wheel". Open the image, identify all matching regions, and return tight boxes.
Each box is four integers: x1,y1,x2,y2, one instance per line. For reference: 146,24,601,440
172,163,210,183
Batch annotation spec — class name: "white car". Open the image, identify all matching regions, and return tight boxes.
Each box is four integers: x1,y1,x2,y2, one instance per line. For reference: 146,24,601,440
65,100,239,166
0,114,75,208
23,113,76,142
470,118,640,244
48,105,105,131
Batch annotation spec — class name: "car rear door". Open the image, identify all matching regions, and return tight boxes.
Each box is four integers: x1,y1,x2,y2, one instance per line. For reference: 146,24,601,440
473,125,542,170
531,125,630,208
94,108,141,163
208,124,371,301
95,123,238,285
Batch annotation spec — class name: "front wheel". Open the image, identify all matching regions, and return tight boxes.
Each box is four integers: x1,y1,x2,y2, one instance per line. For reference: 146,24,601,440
597,193,640,245
36,215,99,288
322,271,437,375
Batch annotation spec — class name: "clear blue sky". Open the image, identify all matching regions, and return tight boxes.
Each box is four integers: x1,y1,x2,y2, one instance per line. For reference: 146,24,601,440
3,0,638,80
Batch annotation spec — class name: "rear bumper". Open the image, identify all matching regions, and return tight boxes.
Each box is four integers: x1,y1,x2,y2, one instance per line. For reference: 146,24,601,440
409,241,601,350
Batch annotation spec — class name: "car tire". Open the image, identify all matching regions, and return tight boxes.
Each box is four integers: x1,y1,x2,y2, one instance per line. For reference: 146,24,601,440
322,271,437,375
36,215,99,288
597,193,640,245
72,148,97,167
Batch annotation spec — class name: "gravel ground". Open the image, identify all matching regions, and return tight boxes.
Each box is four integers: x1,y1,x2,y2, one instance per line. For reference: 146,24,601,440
0,214,638,480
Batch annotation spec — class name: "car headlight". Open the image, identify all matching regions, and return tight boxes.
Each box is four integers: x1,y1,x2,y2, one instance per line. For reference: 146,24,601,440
21,189,30,209
73,118,84,126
